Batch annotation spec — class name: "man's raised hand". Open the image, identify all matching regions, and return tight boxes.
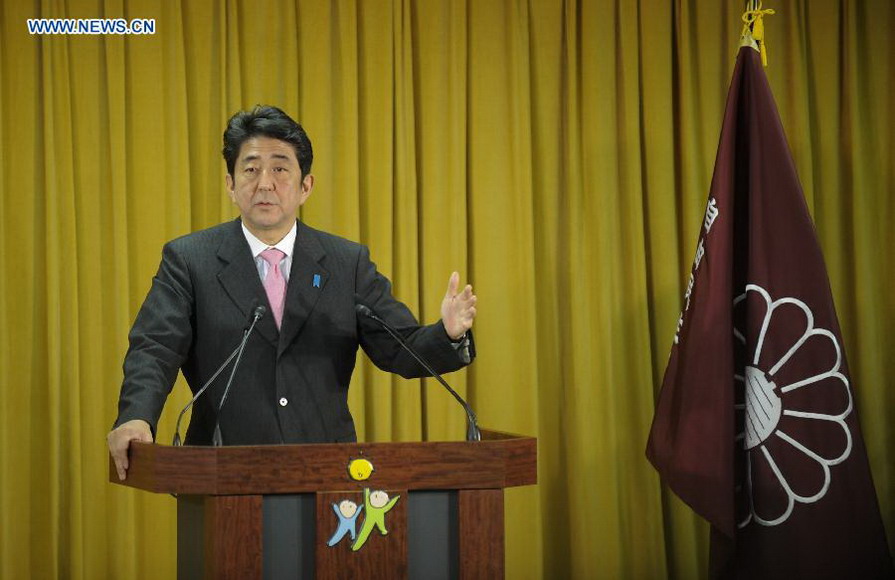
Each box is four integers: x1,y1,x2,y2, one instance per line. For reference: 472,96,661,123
441,271,477,340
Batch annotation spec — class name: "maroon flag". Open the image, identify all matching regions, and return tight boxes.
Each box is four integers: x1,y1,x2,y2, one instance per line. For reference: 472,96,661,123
646,46,893,578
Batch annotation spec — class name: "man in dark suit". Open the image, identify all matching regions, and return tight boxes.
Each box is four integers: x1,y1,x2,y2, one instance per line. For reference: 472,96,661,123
108,106,477,480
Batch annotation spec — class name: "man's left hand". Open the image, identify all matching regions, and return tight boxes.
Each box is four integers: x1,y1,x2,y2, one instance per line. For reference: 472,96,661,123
441,271,477,340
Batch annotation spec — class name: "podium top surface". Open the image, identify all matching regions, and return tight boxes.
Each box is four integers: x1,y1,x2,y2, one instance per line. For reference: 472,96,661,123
110,429,536,495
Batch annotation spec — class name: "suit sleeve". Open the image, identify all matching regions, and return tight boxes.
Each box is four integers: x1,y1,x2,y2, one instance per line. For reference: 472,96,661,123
114,242,194,433
354,245,475,378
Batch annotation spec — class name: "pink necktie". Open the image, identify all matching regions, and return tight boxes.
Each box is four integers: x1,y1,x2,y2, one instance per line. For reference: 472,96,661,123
260,248,286,329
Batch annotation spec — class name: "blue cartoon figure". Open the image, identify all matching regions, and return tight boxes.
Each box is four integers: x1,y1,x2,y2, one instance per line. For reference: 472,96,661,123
327,499,364,547
351,489,400,551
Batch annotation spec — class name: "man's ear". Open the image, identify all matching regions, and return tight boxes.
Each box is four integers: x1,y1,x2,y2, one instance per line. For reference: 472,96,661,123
225,173,235,202
299,174,314,205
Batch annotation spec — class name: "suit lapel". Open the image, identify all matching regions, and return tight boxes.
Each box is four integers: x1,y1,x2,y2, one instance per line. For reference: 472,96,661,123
278,222,329,357
216,220,279,347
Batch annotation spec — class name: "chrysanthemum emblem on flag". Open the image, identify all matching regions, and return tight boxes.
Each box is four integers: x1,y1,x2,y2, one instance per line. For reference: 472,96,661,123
733,284,853,529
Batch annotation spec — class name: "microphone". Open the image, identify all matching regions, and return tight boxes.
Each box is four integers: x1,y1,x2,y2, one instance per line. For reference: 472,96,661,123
171,305,266,446
211,305,266,446
354,297,481,442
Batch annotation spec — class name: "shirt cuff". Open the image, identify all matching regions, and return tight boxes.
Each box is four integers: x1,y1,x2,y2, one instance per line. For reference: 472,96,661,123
450,332,471,364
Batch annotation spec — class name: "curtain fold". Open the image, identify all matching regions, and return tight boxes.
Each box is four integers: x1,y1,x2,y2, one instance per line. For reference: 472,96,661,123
1,1,891,577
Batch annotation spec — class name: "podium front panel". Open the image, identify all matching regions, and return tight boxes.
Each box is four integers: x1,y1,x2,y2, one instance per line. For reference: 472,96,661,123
178,491,468,579
263,494,316,578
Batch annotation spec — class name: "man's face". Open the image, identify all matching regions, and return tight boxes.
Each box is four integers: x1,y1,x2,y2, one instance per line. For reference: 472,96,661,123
226,136,313,237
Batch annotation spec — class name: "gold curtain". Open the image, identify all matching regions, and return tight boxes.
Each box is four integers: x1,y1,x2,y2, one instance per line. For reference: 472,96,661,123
1,0,892,577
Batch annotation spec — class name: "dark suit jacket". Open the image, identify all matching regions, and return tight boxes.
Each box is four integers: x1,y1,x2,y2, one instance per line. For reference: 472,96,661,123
114,218,474,445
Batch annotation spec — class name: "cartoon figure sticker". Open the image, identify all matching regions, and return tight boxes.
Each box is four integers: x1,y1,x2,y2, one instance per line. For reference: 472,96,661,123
327,500,364,547
327,457,401,551
347,458,374,481
327,489,401,551
351,489,400,551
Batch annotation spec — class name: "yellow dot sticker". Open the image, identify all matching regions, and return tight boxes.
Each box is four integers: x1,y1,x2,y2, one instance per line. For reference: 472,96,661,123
347,458,374,481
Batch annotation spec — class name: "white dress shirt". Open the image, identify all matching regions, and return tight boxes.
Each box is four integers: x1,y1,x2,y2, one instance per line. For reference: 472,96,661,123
241,221,297,283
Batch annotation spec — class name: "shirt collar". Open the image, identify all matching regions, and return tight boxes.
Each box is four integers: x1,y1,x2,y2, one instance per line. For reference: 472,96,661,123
241,221,298,258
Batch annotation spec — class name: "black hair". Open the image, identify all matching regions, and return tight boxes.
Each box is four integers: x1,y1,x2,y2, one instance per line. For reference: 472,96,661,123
222,105,313,177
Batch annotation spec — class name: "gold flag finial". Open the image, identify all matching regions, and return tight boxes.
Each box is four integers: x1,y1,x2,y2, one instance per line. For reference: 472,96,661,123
740,0,775,66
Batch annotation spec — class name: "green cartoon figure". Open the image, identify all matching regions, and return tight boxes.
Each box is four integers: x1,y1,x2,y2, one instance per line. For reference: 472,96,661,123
350,489,400,551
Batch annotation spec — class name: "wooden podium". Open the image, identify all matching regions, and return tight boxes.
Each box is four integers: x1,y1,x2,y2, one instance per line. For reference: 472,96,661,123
110,429,536,579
